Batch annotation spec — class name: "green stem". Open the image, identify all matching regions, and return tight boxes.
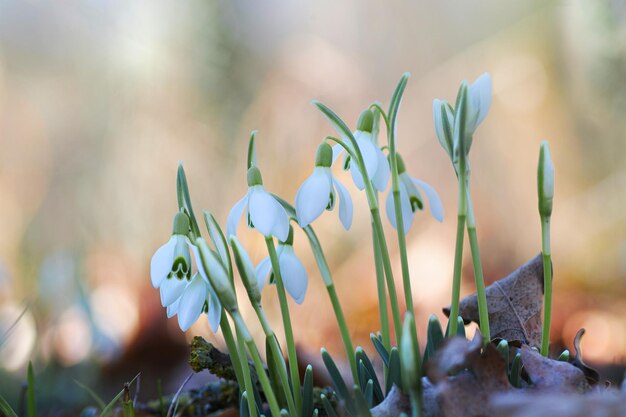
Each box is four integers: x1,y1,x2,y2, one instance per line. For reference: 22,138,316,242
235,325,259,417
371,207,403,343
391,187,414,314
231,311,282,417
252,304,298,416
302,226,358,384
265,237,302,412
409,391,422,417
540,216,552,356
448,170,467,338
372,221,391,352
220,314,244,388
465,188,491,344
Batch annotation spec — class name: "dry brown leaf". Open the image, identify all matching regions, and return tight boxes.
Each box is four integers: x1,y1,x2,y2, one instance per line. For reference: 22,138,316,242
571,328,600,385
491,391,626,417
426,333,512,417
370,380,442,417
520,345,590,393
444,254,546,346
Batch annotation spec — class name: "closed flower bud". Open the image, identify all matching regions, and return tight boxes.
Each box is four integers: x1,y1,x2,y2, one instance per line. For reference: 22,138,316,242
537,140,554,218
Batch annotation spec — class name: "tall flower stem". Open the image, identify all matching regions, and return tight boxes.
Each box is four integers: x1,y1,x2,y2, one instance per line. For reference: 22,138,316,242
251,304,298,415
301,226,358,383
219,314,244,390
265,237,302,412
540,216,552,356
386,73,415,316
447,166,467,337
465,186,491,344
235,325,259,417
231,310,282,417
314,101,402,342
372,221,391,352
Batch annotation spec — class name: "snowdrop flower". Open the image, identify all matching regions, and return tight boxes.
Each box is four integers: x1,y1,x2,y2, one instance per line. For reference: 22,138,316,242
333,109,390,192
386,154,444,234
226,166,290,242
433,73,492,158
151,212,193,307
255,228,308,304
150,212,221,332
296,142,353,229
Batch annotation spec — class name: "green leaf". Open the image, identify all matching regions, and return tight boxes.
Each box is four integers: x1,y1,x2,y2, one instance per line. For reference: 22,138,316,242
363,380,374,409
266,336,288,409
177,163,201,238
0,393,18,417
370,333,390,366
496,339,510,368
301,365,314,417
247,130,257,169
240,391,250,417
424,315,444,364
100,373,140,417
352,385,373,417
355,348,383,404
386,347,401,396
203,211,232,279
321,348,355,415
74,379,107,410
320,394,338,417
510,352,522,388
312,101,355,144
388,72,410,138
27,361,36,417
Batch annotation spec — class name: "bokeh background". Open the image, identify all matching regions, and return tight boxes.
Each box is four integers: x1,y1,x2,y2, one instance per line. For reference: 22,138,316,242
1,0,625,412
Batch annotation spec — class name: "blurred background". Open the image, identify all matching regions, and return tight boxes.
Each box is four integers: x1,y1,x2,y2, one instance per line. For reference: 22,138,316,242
1,0,625,412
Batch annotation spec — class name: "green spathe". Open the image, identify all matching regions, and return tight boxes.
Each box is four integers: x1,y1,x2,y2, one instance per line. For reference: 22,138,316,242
538,140,554,218
315,142,333,168
356,108,374,133
247,166,263,187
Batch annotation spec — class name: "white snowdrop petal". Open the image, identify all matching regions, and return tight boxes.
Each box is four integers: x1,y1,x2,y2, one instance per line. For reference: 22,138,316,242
332,177,353,230
385,184,413,233
470,73,492,129
296,168,332,227
412,178,444,222
160,277,188,307
255,257,272,290
167,298,180,318
226,194,248,238
279,247,308,304
356,134,379,180
350,162,366,190
372,147,390,192
177,274,208,331
150,236,176,288
249,187,290,241
190,244,209,282
207,289,222,333
332,144,344,165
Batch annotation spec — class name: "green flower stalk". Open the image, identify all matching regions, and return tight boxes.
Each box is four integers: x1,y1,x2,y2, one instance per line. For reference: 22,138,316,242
433,74,492,343
538,140,554,356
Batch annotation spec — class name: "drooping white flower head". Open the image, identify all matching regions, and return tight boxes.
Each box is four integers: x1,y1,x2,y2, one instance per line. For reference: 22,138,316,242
255,228,308,304
226,166,290,242
385,155,444,233
150,212,221,332
333,109,390,192
296,142,353,230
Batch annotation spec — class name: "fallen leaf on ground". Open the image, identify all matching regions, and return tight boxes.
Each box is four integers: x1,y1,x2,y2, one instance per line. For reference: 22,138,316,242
491,391,626,417
520,345,590,393
444,254,546,346
426,332,512,417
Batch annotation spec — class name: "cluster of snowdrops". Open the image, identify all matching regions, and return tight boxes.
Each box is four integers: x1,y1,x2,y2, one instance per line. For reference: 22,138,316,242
149,72,555,417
